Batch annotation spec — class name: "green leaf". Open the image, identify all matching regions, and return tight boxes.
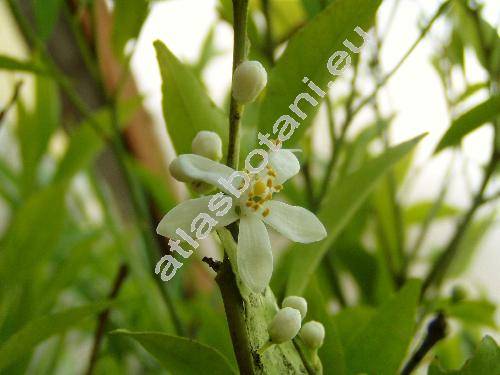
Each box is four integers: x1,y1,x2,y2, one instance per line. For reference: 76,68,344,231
435,94,500,153
17,76,60,193
286,134,425,295
0,182,68,284
34,0,63,40
111,330,236,374
154,40,227,156
430,336,500,374
332,306,375,347
0,55,49,75
446,300,497,329
0,301,112,371
345,280,421,375
112,0,149,58
404,201,461,225
452,82,489,105
258,0,382,146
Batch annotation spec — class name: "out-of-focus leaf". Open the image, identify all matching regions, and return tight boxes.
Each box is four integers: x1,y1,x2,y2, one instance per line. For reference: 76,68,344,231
268,0,306,42
305,278,347,374
192,25,222,78
111,330,236,374
446,300,497,329
129,160,175,213
404,201,461,225
332,306,375,347
33,0,63,40
345,280,421,375
112,0,149,58
17,76,60,193
54,101,138,181
0,182,68,285
0,55,49,75
259,0,381,146
448,212,496,277
435,94,500,153
286,135,424,295
452,82,488,105
0,301,112,371
429,336,500,374
154,41,227,155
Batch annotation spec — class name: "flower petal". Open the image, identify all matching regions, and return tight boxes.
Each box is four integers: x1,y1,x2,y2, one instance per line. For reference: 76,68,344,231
157,195,237,240
262,200,326,243
269,149,300,184
237,215,273,293
173,154,238,194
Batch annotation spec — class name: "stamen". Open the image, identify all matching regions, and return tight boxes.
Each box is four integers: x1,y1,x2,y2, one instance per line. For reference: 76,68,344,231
262,208,270,217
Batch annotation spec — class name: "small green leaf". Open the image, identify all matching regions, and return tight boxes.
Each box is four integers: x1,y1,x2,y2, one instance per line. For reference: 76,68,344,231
345,280,421,375
259,0,382,146
0,301,112,371
286,134,425,295
154,41,227,156
404,201,461,225
446,300,497,329
111,330,236,374
435,94,500,153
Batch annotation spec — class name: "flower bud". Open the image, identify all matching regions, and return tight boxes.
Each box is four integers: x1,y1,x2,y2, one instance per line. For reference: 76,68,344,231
169,157,194,183
282,296,307,321
300,321,325,350
268,307,302,344
232,60,267,104
191,131,223,161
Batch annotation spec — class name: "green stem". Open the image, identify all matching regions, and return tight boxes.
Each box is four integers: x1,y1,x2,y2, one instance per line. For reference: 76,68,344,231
422,148,498,295
226,0,249,170
217,1,255,374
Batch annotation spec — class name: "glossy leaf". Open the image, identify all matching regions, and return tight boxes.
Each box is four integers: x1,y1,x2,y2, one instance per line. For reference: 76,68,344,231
286,134,424,295
435,94,500,153
345,280,421,375
112,330,236,374
154,40,227,155
259,0,381,146
0,301,112,371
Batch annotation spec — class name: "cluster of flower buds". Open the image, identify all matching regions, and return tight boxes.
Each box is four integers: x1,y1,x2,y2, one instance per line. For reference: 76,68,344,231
260,296,325,355
232,60,267,104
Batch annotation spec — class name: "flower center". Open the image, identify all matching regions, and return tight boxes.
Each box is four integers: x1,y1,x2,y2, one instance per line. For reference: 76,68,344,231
242,165,283,218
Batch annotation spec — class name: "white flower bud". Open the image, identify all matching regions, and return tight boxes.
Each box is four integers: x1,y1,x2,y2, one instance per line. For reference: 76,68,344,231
169,157,194,183
300,321,325,350
268,307,302,344
232,60,267,104
191,131,223,161
282,296,307,321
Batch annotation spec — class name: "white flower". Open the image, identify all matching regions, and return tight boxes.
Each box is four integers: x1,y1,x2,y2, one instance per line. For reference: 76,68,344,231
232,60,267,104
282,296,307,320
157,149,326,293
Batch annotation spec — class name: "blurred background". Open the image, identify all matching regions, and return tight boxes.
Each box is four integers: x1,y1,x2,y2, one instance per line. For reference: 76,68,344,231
0,0,499,373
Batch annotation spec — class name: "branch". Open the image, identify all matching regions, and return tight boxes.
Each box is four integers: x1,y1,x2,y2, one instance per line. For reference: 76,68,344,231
85,264,128,375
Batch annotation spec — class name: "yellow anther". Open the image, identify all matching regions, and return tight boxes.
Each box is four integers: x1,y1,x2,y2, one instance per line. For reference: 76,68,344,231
275,184,283,191
253,180,267,196
262,208,270,217
246,201,253,207
267,178,273,187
